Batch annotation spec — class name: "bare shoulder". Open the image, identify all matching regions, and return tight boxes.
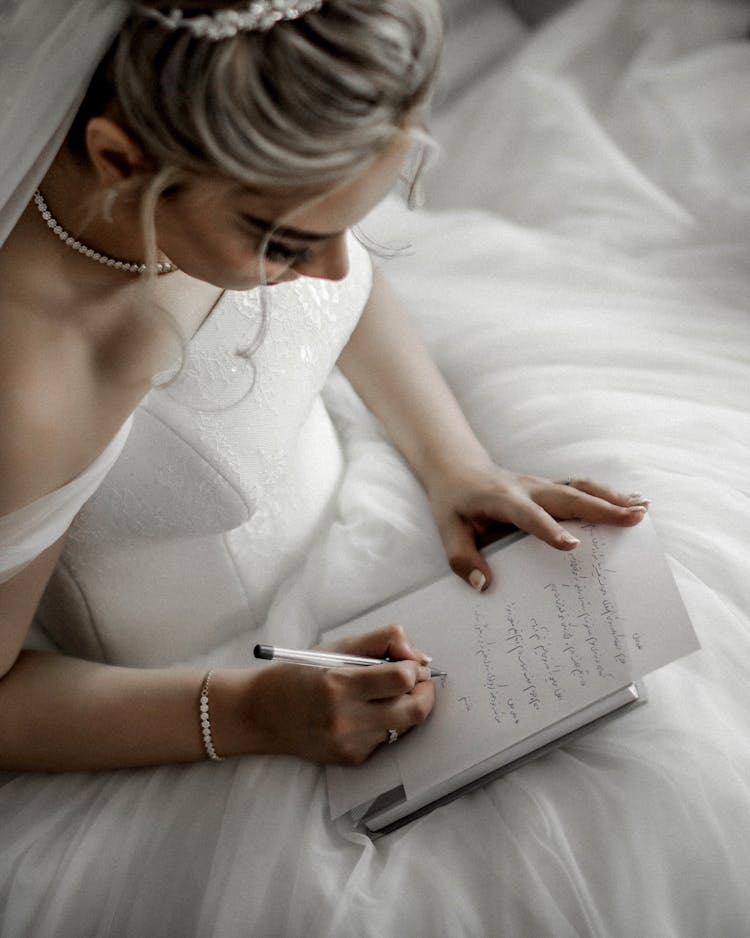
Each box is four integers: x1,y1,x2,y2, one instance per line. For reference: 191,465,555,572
0,307,88,516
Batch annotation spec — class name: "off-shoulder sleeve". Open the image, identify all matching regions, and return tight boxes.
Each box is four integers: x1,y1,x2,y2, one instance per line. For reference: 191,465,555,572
0,417,132,584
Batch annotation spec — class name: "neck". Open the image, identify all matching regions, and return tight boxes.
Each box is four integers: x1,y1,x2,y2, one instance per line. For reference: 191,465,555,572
40,149,163,273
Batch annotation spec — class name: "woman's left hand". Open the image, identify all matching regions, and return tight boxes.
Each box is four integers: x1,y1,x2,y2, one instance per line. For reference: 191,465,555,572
427,462,649,592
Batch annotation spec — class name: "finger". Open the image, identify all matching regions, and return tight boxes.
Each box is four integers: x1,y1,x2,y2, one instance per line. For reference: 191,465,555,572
564,477,650,508
441,515,492,592
484,491,582,551
538,484,649,528
371,678,436,736
333,659,431,702
324,623,433,666
345,678,435,762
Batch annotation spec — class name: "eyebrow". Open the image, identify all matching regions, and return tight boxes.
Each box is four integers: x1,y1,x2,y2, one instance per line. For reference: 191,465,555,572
242,213,344,243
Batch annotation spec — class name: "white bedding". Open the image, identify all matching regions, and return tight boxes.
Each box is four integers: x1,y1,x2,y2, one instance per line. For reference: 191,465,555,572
2,1,750,935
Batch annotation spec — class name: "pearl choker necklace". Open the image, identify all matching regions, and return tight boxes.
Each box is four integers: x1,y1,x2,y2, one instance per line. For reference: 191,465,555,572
33,189,178,275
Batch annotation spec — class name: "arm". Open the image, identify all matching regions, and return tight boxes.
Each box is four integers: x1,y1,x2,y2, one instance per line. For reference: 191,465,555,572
0,329,434,773
0,546,211,770
337,271,649,589
0,551,434,771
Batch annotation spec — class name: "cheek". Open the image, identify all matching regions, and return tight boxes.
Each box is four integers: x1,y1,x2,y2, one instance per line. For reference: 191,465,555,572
183,241,256,276
159,219,262,284
158,204,239,259
155,202,303,289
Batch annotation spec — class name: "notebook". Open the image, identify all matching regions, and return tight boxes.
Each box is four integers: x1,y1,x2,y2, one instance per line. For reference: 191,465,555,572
323,517,699,835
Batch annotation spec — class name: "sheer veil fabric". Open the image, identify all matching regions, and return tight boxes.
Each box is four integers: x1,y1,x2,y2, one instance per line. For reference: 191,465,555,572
0,0,127,249
0,0,130,581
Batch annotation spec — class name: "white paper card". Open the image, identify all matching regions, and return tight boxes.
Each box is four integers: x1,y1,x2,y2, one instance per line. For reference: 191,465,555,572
326,518,698,815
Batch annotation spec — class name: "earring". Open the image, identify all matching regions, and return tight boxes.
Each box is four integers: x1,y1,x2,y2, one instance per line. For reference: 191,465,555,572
102,187,118,223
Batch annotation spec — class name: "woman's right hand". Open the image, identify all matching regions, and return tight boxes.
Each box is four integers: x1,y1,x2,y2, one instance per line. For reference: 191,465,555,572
217,625,436,765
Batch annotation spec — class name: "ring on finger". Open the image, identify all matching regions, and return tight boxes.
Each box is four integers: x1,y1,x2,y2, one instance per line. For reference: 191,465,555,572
387,728,399,745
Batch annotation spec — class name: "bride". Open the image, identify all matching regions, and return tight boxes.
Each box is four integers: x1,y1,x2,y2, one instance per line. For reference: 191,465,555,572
0,1,649,773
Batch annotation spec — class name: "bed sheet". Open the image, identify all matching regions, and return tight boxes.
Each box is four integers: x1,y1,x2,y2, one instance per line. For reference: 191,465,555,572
2,1,750,936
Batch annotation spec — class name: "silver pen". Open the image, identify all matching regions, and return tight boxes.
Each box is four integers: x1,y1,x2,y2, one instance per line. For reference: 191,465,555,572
253,644,446,678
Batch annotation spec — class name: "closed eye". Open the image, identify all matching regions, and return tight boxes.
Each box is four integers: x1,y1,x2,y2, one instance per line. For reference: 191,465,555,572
263,239,313,266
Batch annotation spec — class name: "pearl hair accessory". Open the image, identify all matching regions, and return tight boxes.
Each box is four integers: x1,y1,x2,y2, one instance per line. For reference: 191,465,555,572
199,671,225,762
138,1,325,41
33,189,177,275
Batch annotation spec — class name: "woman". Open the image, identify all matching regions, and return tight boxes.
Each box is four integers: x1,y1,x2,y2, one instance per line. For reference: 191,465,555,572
0,0,648,774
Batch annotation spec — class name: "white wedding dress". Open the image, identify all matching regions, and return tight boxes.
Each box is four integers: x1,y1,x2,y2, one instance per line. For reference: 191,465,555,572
34,233,374,666
2,2,750,936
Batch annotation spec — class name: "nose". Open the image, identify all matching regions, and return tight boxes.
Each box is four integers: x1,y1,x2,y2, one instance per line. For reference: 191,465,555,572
295,233,349,282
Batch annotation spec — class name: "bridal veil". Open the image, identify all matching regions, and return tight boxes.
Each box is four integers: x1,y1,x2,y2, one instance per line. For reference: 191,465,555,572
0,0,127,248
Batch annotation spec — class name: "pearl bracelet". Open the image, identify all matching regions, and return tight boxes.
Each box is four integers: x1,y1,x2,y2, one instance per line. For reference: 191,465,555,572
199,671,224,762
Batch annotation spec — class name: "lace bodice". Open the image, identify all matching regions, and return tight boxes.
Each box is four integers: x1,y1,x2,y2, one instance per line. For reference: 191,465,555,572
36,234,373,665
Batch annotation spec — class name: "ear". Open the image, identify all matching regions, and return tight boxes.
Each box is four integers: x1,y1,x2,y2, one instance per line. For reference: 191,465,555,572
85,116,150,187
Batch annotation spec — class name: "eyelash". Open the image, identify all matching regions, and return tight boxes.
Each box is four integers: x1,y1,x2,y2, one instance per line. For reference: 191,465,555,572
263,240,312,266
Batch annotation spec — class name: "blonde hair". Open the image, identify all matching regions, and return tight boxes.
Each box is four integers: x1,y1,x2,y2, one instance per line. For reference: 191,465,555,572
73,0,443,191
69,0,443,392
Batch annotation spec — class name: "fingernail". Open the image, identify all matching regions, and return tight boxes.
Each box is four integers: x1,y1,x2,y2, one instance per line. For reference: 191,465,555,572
409,643,432,664
417,666,432,682
469,569,487,591
561,533,580,546
627,505,648,514
627,493,650,506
